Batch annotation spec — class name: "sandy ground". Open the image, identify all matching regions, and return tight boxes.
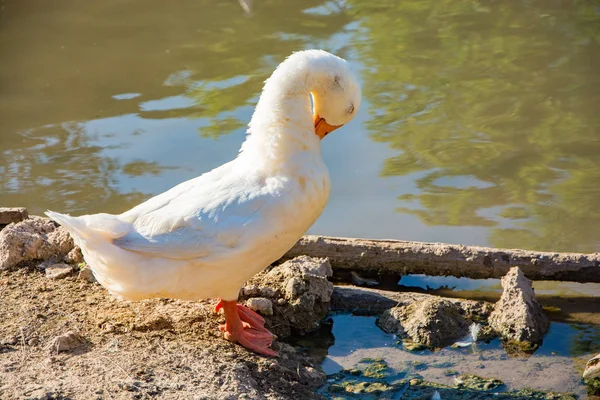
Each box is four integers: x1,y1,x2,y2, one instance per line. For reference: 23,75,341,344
0,266,325,400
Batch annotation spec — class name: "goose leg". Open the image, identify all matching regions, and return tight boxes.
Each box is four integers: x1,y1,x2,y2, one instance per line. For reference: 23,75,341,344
214,298,277,357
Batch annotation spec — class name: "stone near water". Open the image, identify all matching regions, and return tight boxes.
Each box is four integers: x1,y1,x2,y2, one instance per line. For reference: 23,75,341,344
240,256,333,337
377,297,471,348
0,216,74,270
489,267,549,346
584,353,600,380
0,207,28,226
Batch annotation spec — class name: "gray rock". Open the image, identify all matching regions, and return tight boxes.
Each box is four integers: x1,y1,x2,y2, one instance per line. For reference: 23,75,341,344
0,216,74,270
489,267,549,344
285,276,305,298
284,255,332,278
64,246,84,264
77,265,96,283
245,297,273,316
241,256,333,337
47,331,85,353
241,285,260,297
377,297,471,348
584,353,600,380
45,263,74,279
0,207,28,226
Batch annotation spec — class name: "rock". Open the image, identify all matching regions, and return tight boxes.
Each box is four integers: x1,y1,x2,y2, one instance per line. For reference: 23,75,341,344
241,285,260,297
245,297,273,316
77,265,96,283
241,256,333,337
301,366,325,386
377,297,471,348
0,207,28,226
64,246,84,264
584,353,600,380
45,263,74,279
290,256,333,278
489,267,549,345
0,216,74,270
47,331,85,353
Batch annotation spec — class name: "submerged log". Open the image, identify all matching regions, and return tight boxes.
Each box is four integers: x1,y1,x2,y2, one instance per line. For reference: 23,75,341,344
283,235,600,283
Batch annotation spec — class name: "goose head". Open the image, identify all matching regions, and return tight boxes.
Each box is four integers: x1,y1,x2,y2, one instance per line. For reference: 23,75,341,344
251,50,361,141
302,51,362,139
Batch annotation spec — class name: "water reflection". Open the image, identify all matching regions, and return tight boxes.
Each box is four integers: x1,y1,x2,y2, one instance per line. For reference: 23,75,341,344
0,0,351,214
1,0,600,253
349,0,600,252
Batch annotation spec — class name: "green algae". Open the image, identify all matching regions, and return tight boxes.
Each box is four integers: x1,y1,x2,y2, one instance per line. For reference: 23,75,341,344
355,358,391,379
363,363,389,379
454,374,504,391
324,369,577,399
358,357,384,363
322,359,578,399
431,361,456,369
327,378,401,398
402,339,428,351
585,377,600,396
404,379,577,400
411,361,428,371
503,339,540,357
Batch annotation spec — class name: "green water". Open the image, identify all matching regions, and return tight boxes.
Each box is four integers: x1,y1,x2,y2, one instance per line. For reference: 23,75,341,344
1,0,599,252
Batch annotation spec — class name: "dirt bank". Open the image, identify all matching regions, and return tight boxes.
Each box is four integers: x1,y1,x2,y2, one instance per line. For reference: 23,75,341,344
0,266,325,400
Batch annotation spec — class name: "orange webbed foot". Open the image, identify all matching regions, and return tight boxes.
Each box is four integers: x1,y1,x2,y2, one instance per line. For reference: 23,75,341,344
215,299,277,357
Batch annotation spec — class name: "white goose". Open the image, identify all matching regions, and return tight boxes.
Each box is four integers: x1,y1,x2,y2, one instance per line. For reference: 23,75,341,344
46,49,361,356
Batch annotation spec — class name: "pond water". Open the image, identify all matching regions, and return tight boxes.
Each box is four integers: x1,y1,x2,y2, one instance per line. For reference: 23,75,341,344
309,313,600,398
1,1,600,253
299,274,599,397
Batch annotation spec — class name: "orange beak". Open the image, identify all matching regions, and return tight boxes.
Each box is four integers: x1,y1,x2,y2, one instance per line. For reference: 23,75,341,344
314,114,342,140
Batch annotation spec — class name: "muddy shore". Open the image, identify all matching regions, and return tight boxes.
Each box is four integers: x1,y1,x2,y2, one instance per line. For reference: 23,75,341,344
1,213,598,399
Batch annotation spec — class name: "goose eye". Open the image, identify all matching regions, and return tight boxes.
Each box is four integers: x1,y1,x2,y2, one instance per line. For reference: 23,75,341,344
347,104,355,114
